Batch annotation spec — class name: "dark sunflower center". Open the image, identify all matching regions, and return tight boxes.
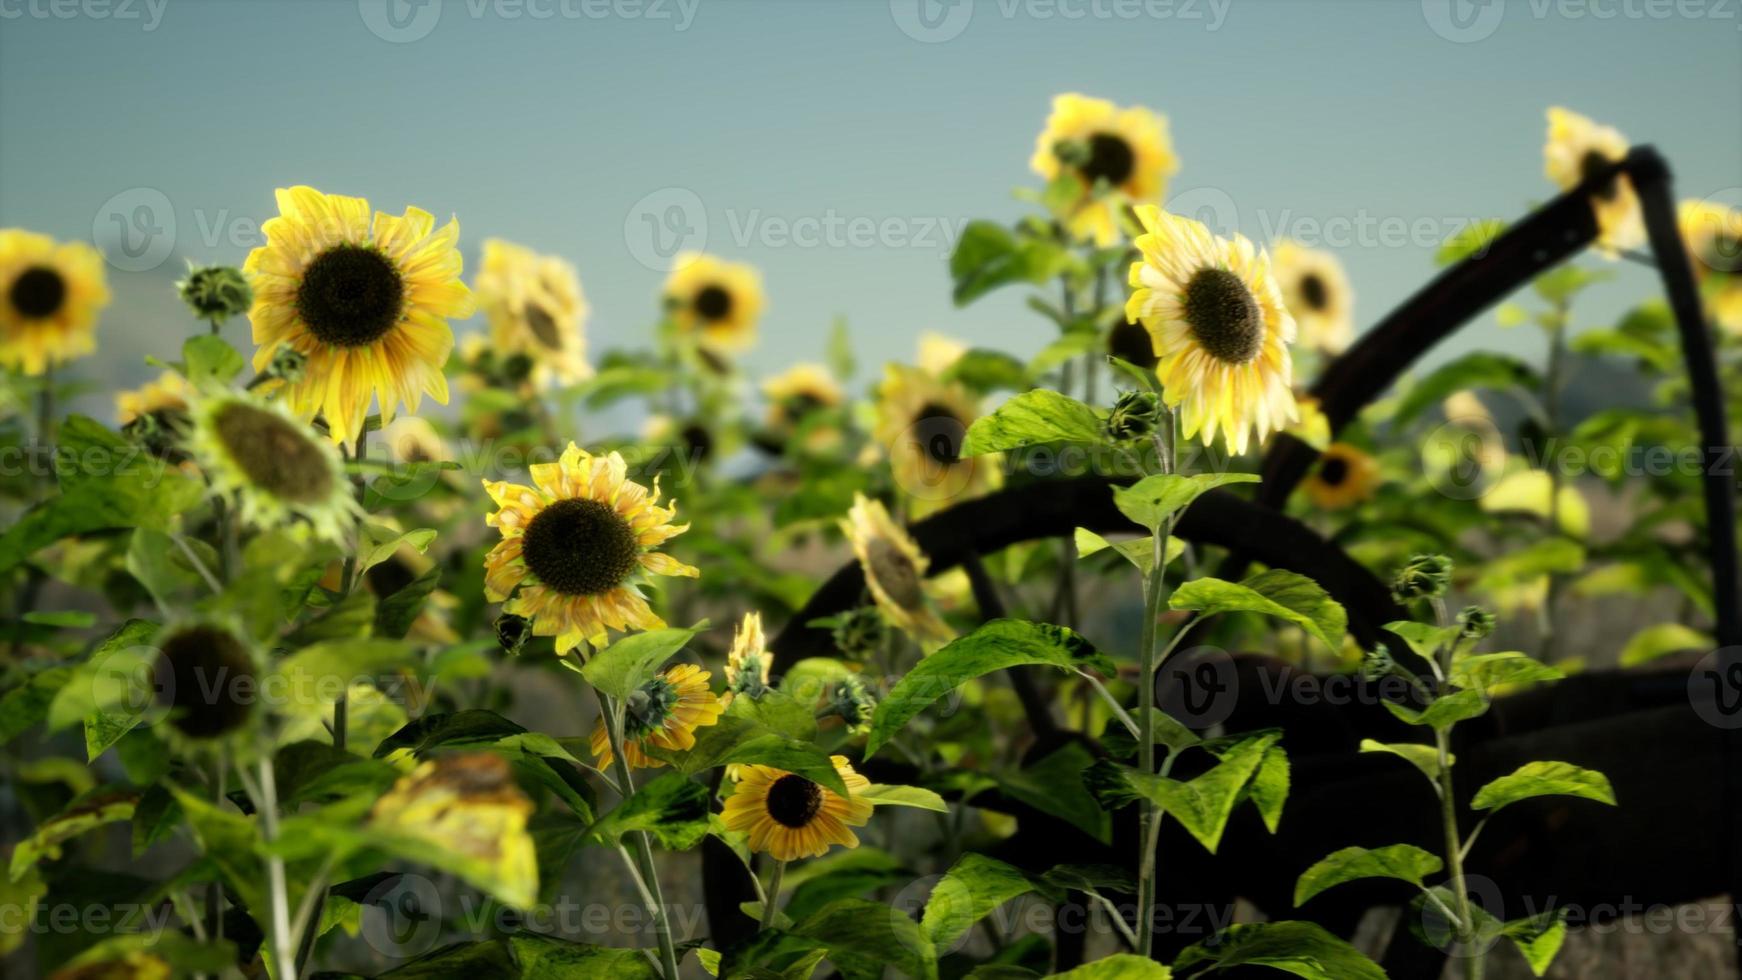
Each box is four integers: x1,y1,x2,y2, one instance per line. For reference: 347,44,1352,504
1108,320,1158,367
10,266,67,319
624,677,678,740
681,423,714,463
1299,273,1329,311
868,537,923,609
786,393,827,419
694,284,733,322
152,626,255,739
296,244,404,347
1579,150,1619,202
1182,268,1264,364
765,774,825,828
524,303,563,349
1079,133,1136,188
365,554,418,598
1702,232,1742,276
1318,456,1349,487
913,403,965,465
212,402,335,504
521,497,640,597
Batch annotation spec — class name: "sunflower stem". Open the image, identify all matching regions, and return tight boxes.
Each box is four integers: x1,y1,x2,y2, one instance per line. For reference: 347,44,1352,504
594,686,683,980
759,859,787,933
255,755,297,979
1135,409,1177,959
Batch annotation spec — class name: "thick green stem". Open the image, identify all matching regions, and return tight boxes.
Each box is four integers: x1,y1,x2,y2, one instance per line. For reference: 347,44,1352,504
1436,726,1481,978
257,757,297,979
760,859,787,933
1135,413,1177,958
594,688,683,980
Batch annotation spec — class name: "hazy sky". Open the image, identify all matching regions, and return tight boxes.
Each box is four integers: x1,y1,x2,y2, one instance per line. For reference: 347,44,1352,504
3,0,1739,415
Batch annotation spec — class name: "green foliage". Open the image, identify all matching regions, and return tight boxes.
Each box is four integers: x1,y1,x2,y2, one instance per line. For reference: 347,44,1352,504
1294,844,1444,905
1112,473,1259,534
1169,570,1346,651
1470,761,1617,814
1172,921,1386,979
961,389,1105,455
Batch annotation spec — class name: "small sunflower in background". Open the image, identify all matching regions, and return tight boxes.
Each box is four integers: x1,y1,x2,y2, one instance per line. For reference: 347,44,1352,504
721,755,874,861
188,390,361,544
245,186,475,448
1125,206,1297,455
476,238,592,389
723,611,773,706
1271,240,1354,355
874,364,996,512
842,493,952,648
1030,93,1179,247
762,363,843,449
370,753,539,909
590,663,724,769
483,444,697,653
1544,107,1644,257
917,331,968,376
1303,442,1380,510
1288,395,1332,451
0,229,109,375
115,370,193,426
1679,199,1742,334
148,621,263,746
663,252,764,354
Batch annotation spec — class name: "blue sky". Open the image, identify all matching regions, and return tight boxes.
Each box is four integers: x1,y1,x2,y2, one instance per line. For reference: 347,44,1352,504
3,0,1738,414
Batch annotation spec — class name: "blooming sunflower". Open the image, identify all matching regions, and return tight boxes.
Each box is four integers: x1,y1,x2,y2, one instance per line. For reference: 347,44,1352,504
873,364,996,511
723,611,773,706
1544,107,1644,257
0,229,109,375
917,331,967,376
1125,206,1298,455
841,493,952,647
722,755,873,861
589,663,725,769
1303,443,1380,510
1679,199,1742,334
1271,240,1354,355
483,444,697,653
476,238,591,389
188,390,361,543
115,370,192,426
663,252,764,354
244,186,475,448
1030,93,1179,247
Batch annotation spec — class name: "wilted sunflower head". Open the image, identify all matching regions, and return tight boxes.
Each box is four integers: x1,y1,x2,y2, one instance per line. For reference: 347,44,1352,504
1270,240,1354,356
1544,107,1644,257
115,370,193,427
1125,206,1298,456
873,364,996,512
149,623,259,742
1678,199,1742,334
721,755,874,861
476,238,592,390
724,611,773,704
663,252,764,355
1303,442,1380,510
371,752,538,909
1030,94,1179,247
841,493,952,648
189,391,361,544
589,663,725,770
0,229,109,376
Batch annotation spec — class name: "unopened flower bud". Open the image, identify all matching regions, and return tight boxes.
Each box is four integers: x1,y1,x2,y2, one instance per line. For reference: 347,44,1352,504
178,265,252,323
1106,390,1159,441
1360,643,1394,682
1457,606,1496,640
1392,554,1453,602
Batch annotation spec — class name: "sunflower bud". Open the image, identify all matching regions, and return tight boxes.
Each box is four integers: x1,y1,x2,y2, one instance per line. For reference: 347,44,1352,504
828,674,878,736
831,606,887,663
494,613,531,656
1457,605,1496,640
177,264,252,323
266,347,308,385
1360,643,1394,682
1106,390,1159,441
1391,554,1453,602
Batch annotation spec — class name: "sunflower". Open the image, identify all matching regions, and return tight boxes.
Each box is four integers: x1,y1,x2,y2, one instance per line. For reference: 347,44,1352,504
721,755,874,861
762,363,844,452
663,252,764,354
1424,392,1507,497
0,229,109,375
1303,443,1380,510
1288,395,1331,451
1271,240,1354,355
476,238,591,389
188,390,361,543
1125,206,1298,455
917,331,967,376
483,444,698,653
115,370,192,426
1544,107,1644,257
370,753,538,909
873,364,997,511
1030,93,1179,247
147,621,263,745
1679,199,1742,334
723,611,773,706
589,663,725,769
244,186,475,448
841,493,952,647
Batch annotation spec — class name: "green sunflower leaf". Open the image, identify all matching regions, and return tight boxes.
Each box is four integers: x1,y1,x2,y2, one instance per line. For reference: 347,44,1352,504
960,389,1105,456
580,623,708,701
1173,921,1386,980
1470,761,1617,814
1294,844,1444,906
1169,570,1346,651
1112,472,1260,535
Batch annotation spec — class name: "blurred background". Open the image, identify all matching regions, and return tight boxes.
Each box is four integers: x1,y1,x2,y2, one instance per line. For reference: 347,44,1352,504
2,0,1739,422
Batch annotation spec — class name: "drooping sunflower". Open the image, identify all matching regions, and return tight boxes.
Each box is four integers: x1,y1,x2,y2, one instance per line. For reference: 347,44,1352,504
841,493,952,648
663,252,764,354
723,611,773,706
115,370,192,426
188,390,361,544
148,621,263,746
483,444,698,653
0,229,109,375
1125,206,1298,455
370,752,538,909
476,238,592,389
244,186,475,448
1679,199,1742,334
720,755,874,861
1303,443,1380,510
1030,93,1179,247
873,364,997,511
1271,240,1354,355
1544,107,1644,257
589,663,725,769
